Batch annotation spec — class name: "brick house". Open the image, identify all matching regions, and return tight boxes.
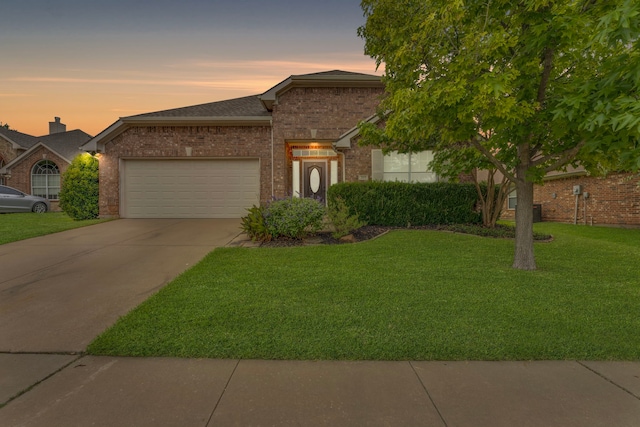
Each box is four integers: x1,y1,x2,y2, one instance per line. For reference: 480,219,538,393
82,70,437,218
501,169,640,227
0,118,91,211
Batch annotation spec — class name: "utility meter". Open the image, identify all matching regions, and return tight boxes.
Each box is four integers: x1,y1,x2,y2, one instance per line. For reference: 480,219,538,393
572,185,582,195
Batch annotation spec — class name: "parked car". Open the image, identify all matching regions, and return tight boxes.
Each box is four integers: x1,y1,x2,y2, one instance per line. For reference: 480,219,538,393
0,185,50,213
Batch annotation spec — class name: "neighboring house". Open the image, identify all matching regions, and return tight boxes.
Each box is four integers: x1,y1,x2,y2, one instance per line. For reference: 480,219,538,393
0,118,91,211
82,70,437,219
502,168,640,226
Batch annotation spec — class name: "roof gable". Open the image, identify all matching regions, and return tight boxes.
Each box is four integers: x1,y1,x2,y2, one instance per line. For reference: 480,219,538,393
0,128,91,174
258,70,383,111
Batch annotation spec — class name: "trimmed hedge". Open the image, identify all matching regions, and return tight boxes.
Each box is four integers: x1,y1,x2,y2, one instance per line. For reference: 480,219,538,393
327,181,481,226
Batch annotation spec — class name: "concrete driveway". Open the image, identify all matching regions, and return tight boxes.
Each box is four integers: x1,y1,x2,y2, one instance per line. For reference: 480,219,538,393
0,219,241,353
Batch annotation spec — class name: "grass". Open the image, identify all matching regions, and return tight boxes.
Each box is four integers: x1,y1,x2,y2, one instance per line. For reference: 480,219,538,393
0,212,109,245
88,223,640,361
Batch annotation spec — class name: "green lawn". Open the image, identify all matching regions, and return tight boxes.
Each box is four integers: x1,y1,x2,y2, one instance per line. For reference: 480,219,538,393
0,212,108,245
88,223,640,361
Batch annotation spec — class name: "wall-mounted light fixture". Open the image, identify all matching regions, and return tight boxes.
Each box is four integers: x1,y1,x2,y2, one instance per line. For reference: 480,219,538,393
551,192,557,199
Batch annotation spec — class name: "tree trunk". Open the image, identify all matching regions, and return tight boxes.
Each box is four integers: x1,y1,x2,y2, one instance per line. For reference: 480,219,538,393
512,174,537,270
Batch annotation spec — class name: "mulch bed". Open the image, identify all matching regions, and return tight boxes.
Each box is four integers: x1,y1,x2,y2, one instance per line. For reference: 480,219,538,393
260,224,552,247
260,225,390,247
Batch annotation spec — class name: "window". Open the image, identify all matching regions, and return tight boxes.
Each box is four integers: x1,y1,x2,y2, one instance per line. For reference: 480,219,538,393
31,160,60,199
0,156,4,185
0,185,22,196
372,150,437,183
508,190,517,210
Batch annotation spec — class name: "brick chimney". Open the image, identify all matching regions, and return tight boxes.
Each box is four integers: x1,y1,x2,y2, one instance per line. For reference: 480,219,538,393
49,117,66,134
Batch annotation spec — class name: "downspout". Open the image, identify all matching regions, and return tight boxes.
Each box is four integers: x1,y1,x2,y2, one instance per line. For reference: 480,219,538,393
270,118,274,200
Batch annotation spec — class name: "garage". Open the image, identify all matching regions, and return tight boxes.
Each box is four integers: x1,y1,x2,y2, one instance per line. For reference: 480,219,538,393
121,159,259,218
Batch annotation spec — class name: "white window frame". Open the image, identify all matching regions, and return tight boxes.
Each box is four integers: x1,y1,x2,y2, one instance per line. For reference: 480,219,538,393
371,150,437,183
31,160,60,200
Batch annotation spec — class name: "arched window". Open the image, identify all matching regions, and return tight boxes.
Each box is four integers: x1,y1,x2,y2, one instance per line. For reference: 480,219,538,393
31,160,60,199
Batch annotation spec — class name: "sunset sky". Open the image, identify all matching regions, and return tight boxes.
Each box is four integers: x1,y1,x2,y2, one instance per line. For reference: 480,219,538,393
1,0,382,137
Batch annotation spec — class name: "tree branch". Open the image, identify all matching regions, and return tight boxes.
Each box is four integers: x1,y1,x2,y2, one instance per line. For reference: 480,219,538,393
537,46,555,105
470,137,517,181
531,140,586,171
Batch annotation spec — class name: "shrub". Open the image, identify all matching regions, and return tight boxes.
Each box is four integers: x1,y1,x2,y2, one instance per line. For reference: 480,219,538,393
327,197,366,239
265,197,325,239
240,205,271,242
59,153,99,220
327,181,481,226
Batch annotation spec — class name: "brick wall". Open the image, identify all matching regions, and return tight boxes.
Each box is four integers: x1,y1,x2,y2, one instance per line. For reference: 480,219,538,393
501,172,640,226
272,86,384,195
0,137,20,165
99,125,271,217
96,85,383,217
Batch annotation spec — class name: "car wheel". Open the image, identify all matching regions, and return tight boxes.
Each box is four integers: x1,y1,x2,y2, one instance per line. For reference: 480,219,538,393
32,202,48,213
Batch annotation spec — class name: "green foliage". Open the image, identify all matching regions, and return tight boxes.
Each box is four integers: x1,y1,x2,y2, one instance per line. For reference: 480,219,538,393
59,154,99,220
88,224,640,360
240,205,271,242
0,212,108,245
327,197,366,239
327,181,480,226
264,197,326,239
358,0,640,269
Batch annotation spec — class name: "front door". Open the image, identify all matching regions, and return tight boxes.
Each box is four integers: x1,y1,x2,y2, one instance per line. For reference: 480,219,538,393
303,161,326,201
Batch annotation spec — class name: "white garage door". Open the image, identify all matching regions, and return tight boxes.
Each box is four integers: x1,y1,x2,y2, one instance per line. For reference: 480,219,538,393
121,159,259,218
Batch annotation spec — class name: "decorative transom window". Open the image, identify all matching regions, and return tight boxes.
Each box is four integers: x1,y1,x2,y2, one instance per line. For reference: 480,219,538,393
31,160,60,199
291,148,337,157
372,150,437,183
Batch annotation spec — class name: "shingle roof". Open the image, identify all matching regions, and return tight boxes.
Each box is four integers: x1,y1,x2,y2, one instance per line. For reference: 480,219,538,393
38,130,92,161
82,70,383,152
0,127,40,149
128,95,269,119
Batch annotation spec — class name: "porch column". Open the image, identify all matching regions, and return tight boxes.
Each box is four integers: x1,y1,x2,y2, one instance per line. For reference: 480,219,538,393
330,160,338,186
292,160,300,197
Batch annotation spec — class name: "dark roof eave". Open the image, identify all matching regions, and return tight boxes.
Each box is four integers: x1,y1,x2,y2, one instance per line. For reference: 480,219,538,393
123,116,272,126
2,142,73,171
334,114,381,149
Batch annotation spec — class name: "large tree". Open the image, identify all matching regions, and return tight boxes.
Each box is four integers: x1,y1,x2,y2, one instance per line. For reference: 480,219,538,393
358,0,640,270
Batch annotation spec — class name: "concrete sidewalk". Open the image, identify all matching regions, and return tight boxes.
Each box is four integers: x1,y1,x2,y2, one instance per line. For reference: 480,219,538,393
1,356,640,426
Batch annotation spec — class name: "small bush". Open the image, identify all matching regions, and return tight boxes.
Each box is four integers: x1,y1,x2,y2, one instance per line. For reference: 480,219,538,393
59,153,99,220
240,205,271,241
265,197,325,239
327,197,366,239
